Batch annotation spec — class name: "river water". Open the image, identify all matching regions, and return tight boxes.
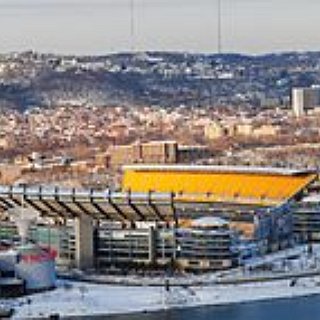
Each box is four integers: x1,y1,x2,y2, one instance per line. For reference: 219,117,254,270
104,295,320,320
60,294,320,320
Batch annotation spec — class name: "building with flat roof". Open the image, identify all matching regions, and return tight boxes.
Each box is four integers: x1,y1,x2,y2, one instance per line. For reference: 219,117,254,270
108,141,211,168
292,87,320,117
293,194,320,243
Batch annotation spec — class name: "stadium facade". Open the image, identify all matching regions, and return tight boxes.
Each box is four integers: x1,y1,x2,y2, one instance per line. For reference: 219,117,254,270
0,165,318,272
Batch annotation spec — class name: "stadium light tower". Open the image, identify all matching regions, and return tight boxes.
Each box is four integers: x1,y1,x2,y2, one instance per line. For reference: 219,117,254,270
217,0,222,54
130,0,135,52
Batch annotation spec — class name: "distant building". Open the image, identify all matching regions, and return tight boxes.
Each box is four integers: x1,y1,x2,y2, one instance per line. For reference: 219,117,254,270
0,164,23,185
237,122,281,137
108,141,211,168
293,194,320,242
109,141,178,167
205,121,281,140
252,124,281,137
236,123,254,136
204,122,227,139
292,87,320,117
177,145,212,163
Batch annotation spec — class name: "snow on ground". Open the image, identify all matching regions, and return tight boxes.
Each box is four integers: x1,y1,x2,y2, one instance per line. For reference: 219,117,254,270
6,281,164,319
3,276,320,319
3,244,320,319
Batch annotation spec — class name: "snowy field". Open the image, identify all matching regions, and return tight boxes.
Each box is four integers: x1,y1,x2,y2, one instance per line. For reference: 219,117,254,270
2,276,320,319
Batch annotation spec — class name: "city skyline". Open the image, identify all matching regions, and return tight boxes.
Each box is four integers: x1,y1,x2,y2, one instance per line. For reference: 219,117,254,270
0,0,320,55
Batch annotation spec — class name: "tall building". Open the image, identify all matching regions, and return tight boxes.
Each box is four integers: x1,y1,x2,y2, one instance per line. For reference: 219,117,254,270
292,87,320,117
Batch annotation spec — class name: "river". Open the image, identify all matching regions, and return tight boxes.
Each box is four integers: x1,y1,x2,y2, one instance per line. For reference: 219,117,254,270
105,294,320,320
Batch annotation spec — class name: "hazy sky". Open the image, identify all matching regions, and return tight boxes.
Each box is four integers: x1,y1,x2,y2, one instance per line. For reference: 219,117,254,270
0,0,319,55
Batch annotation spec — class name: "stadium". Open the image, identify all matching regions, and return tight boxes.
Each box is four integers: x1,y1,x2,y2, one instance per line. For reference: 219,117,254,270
0,165,318,274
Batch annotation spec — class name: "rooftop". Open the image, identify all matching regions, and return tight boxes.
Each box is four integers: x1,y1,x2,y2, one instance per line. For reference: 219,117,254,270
191,216,229,228
302,194,320,203
123,165,318,206
123,164,317,177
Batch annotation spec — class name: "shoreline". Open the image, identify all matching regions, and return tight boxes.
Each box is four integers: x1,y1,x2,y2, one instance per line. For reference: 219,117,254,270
57,292,320,320
5,244,320,319
23,287,320,319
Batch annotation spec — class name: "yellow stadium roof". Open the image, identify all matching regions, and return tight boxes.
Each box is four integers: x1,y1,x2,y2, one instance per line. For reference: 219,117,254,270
122,165,317,206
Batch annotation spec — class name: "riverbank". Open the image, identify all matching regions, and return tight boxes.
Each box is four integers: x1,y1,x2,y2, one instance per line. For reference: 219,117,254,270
3,244,320,319
2,274,320,319
51,294,320,320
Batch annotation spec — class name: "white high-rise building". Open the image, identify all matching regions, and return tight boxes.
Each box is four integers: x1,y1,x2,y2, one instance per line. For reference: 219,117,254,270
292,87,320,117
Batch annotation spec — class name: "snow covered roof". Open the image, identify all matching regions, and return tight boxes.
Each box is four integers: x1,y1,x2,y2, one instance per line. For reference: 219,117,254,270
302,194,320,203
191,216,229,228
